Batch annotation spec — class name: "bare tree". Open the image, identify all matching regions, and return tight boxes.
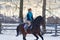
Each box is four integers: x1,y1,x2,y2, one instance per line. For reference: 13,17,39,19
42,0,46,33
19,0,23,23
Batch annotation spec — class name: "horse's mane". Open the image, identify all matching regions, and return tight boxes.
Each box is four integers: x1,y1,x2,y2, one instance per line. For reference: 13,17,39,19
34,16,43,22
31,16,44,26
34,16,43,20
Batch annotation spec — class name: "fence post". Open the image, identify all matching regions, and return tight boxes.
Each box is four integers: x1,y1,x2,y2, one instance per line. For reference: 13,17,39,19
55,24,57,36
52,16,59,36
0,23,1,34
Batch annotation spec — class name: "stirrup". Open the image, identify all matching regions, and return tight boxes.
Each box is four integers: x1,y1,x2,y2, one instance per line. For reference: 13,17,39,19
28,25,32,29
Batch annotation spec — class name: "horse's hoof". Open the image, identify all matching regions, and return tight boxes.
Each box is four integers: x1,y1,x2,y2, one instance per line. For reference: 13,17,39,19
16,35,19,37
23,39,26,40
34,39,38,40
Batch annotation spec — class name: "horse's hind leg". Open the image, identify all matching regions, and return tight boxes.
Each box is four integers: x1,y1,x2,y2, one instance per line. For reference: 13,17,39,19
38,33,44,40
16,27,20,37
33,33,39,40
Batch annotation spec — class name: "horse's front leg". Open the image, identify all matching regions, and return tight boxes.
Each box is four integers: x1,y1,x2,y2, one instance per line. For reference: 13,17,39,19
23,34,26,40
38,33,44,40
33,33,39,40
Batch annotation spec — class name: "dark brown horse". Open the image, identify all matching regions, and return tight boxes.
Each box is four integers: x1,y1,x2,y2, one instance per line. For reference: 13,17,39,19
16,16,44,40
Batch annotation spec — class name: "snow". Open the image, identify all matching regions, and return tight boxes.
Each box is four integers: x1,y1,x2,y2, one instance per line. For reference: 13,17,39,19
0,33,60,40
0,23,60,40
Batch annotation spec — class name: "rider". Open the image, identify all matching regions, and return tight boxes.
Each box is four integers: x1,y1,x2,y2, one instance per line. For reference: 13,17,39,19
26,8,33,29
24,8,33,32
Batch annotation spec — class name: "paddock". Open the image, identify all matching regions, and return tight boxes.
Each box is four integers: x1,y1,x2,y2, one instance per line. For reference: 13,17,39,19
0,23,60,36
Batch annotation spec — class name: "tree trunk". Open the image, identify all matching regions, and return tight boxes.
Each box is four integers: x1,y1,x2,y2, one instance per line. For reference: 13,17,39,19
42,0,46,33
19,0,23,23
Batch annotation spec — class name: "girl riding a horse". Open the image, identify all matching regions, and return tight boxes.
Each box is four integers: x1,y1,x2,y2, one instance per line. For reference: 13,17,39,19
16,16,44,40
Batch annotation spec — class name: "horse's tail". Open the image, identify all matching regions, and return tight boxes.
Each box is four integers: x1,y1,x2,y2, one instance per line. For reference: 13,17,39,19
16,25,20,37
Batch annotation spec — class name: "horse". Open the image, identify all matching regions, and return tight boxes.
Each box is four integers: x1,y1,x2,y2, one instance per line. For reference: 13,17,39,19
16,16,44,40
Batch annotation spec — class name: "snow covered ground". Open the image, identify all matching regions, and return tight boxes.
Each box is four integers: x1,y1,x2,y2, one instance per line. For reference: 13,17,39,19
0,32,60,40
0,23,60,40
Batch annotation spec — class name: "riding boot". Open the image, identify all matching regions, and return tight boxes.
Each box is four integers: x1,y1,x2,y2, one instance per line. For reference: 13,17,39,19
28,25,32,29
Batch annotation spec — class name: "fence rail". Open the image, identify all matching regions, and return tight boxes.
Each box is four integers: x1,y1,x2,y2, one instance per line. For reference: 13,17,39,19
0,23,60,35
0,23,19,34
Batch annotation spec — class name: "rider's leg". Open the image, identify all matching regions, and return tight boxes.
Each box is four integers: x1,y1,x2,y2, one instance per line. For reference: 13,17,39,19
24,23,28,32
27,21,31,27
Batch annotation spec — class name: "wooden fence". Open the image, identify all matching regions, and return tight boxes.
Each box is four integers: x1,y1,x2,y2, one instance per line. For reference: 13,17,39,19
0,23,19,34
0,23,60,36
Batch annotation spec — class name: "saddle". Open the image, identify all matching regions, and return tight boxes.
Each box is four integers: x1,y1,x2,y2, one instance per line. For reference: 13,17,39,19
24,23,32,32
